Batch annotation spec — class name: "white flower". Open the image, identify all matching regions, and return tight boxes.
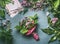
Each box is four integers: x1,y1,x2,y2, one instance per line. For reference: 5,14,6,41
26,22,31,26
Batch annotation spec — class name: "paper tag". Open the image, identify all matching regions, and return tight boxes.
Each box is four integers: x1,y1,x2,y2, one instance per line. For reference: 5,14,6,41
5,0,24,18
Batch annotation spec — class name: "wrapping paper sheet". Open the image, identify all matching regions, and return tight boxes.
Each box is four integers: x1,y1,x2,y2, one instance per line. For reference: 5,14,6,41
5,0,23,18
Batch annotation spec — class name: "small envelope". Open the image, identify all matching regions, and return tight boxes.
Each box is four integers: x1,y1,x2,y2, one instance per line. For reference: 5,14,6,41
5,0,24,18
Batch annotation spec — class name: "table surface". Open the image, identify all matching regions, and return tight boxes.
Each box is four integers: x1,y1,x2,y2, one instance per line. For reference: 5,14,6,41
0,10,60,44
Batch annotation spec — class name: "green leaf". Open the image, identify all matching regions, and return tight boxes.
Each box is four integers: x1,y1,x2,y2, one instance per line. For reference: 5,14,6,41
29,14,38,20
20,29,28,34
34,19,38,24
47,16,51,23
0,1,5,8
29,14,38,24
42,28,54,35
47,16,53,26
0,10,5,19
56,32,60,41
0,0,11,8
23,8,28,14
48,35,57,43
20,26,28,34
54,0,59,10
15,25,21,31
34,14,38,19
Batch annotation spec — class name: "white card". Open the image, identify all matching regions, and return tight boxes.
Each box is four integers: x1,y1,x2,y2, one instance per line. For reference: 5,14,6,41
5,0,24,18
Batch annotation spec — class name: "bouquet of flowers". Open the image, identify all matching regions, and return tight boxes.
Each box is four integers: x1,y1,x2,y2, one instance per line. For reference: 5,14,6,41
15,14,39,41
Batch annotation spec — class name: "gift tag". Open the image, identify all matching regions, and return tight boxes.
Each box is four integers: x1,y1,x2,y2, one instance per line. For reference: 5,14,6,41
5,0,24,18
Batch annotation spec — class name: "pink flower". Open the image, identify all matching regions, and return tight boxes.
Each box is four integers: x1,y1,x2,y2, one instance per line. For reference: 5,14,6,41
21,0,27,5
36,3,40,6
32,32,39,41
27,3,31,6
21,0,31,7
25,22,31,26
51,18,58,24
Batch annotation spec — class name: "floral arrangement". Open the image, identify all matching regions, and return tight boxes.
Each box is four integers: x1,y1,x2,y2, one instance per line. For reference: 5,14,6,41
21,0,45,9
42,0,60,43
15,14,39,41
20,0,47,14
0,0,60,43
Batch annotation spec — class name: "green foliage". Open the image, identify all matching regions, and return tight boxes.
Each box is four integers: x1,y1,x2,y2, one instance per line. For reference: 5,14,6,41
19,8,28,15
42,12,60,43
42,27,60,43
48,35,57,43
23,8,28,15
0,0,13,41
15,25,21,31
15,25,28,34
0,20,13,44
0,0,11,19
20,29,28,34
0,29,13,44
42,0,60,43
53,0,59,10
42,16,60,43
0,0,11,8
0,27,13,44
0,10,5,19
48,16,51,23
29,14,38,24
0,0,5,8
47,0,60,18
42,28,54,35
